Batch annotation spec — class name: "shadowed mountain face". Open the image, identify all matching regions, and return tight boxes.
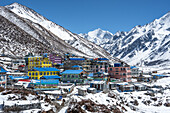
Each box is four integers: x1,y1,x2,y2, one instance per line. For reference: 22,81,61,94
0,3,113,61
80,12,170,68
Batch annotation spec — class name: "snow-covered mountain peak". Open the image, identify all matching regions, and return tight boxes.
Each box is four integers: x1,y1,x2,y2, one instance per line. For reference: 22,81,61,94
80,12,170,68
6,3,46,22
79,28,114,45
2,3,113,60
5,3,74,41
88,28,113,39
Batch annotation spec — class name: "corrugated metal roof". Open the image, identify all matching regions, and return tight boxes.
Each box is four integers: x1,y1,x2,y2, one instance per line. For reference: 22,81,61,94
9,76,29,80
34,67,60,72
130,66,138,69
0,66,8,73
72,65,82,68
33,79,59,85
41,75,61,79
88,73,93,77
61,70,83,74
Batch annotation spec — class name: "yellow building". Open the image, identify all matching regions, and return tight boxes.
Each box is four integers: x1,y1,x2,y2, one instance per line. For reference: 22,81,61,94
28,56,52,70
28,67,60,79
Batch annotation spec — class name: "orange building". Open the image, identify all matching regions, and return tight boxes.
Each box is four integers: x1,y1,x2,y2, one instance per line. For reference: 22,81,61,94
108,66,131,82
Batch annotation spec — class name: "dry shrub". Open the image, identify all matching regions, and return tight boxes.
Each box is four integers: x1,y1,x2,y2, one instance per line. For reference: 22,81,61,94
134,100,139,106
0,87,5,92
164,102,170,107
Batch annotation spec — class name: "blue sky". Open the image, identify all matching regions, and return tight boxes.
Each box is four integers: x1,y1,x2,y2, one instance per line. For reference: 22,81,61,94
0,0,170,34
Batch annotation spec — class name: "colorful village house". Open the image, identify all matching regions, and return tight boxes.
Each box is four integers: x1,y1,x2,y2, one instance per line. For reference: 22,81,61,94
61,70,86,83
0,65,8,87
108,62,131,82
31,77,60,91
63,57,85,70
27,53,52,70
49,53,62,65
82,58,93,73
92,58,109,74
28,67,60,80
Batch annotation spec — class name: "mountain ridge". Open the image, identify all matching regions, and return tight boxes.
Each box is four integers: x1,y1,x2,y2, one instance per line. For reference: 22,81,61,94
4,3,114,60
80,12,170,68
0,2,118,63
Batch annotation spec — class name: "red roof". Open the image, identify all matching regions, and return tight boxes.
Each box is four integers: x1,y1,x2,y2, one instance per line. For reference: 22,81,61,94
19,65,25,67
18,79,31,82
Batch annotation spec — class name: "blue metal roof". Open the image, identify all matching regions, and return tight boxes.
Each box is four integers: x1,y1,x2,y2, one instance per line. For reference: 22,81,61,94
41,75,61,79
155,74,168,77
98,58,109,60
61,70,83,74
97,61,107,63
58,63,64,66
34,67,60,72
69,58,85,61
0,66,8,73
9,76,29,80
130,66,138,69
88,73,93,77
72,65,82,68
34,79,59,85
43,53,48,58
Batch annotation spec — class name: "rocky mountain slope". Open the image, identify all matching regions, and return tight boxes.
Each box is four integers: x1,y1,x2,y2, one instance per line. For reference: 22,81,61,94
2,3,112,60
80,12,170,68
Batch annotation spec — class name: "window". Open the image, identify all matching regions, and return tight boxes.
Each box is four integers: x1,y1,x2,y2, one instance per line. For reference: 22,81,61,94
47,72,49,75
53,72,56,75
116,73,119,75
64,75,66,78
50,72,52,75
32,72,34,75
43,62,45,64
100,65,102,68
32,77,34,79
76,75,78,78
123,73,126,76
36,77,38,79
110,68,112,71
72,75,74,78
36,72,38,75
68,75,70,78
29,73,31,76
40,72,42,75
96,65,98,68
44,72,46,75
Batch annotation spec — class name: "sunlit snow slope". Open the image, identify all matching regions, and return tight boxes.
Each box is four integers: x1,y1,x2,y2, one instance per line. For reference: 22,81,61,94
5,3,113,59
80,12,170,68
